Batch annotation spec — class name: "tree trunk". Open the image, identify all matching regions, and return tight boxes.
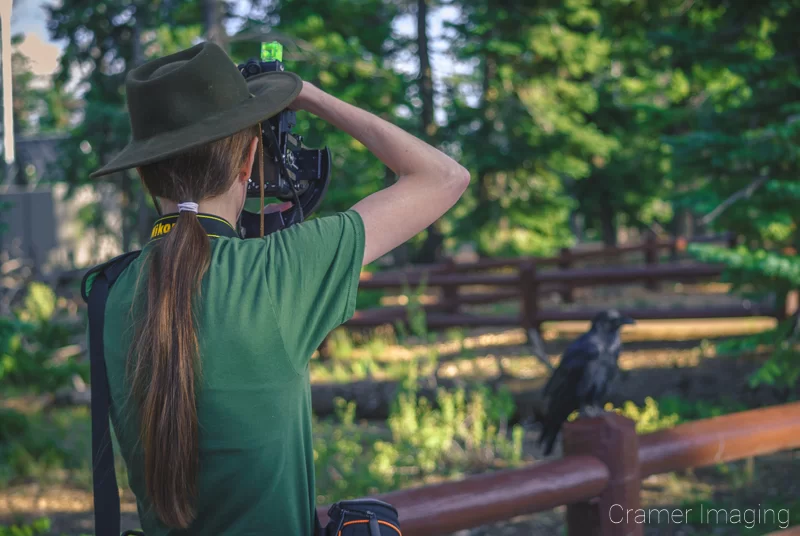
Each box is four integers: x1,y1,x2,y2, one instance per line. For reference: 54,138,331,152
414,226,444,263
417,0,435,138
137,187,152,248
569,211,584,242
120,171,133,252
413,0,443,263
599,196,617,247
203,0,226,51
131,13,152,248
475,52,497,223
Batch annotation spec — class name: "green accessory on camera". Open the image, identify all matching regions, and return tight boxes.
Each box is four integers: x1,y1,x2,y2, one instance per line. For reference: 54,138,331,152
261,41,283,62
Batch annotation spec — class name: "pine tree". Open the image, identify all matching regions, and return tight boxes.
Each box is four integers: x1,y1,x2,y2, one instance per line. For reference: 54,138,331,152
444,0,618,256
662,0,800,392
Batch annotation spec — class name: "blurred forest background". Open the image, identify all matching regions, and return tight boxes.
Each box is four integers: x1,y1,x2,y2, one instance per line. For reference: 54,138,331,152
2,0,800,534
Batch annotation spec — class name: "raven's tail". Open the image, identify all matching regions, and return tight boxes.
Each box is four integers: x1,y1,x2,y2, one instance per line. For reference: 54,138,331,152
536,419,562,456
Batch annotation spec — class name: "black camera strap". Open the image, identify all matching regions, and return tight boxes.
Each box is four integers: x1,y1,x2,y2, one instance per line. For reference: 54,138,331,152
82,250,144,536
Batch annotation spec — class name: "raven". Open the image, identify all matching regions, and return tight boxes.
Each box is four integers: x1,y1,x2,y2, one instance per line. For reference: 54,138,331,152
536,309,636,456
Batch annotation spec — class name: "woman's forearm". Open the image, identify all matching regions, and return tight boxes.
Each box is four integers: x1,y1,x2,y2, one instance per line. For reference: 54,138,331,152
296,83,470,265
299,86,465,183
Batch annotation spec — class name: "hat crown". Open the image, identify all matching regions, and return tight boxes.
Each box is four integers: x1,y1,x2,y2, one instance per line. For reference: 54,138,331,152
126,42,251,142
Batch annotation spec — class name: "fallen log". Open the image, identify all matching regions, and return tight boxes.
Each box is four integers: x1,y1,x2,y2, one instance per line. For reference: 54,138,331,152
309,377,546,422
48,376,548,422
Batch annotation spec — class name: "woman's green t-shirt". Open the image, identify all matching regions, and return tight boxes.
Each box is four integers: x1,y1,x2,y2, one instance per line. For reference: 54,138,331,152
100,210,365,535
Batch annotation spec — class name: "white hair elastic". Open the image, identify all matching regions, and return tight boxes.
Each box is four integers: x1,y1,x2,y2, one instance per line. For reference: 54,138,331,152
177,202,199,213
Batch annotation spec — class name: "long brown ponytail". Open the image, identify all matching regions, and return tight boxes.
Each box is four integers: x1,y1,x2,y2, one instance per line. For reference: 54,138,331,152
131,124,258,528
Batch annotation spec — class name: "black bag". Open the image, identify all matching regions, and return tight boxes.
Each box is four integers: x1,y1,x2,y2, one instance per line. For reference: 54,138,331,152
320,499,401,536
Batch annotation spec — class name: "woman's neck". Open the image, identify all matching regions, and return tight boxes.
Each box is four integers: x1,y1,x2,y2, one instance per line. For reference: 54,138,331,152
159,195,241,229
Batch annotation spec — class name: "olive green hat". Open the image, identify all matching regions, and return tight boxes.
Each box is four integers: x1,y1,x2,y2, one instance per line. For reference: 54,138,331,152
90,41,302,178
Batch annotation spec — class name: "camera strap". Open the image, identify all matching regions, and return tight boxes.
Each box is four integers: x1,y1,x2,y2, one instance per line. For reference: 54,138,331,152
82,250,144,536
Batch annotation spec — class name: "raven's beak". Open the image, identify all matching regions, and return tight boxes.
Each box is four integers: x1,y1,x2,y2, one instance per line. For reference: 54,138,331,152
619,315,636,326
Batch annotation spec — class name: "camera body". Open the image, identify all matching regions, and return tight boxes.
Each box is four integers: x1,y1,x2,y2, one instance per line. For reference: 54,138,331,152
237,45,331,218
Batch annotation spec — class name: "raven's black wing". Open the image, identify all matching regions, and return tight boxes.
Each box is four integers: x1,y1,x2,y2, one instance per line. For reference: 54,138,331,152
543,332,600,398
537,332,601,455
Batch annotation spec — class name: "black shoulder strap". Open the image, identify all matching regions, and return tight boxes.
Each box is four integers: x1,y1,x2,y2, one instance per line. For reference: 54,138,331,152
84,250,142,536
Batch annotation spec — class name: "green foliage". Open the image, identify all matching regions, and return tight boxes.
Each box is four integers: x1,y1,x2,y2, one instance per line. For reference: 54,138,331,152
601,395,745,435
689,244,800,291
654,395,746,422
0,518,53,536
0,283,86,392
689,244,800,390
382,378,523,477
0,406,89,487
313,367,524,503
660,3,800,392
605,397,681,434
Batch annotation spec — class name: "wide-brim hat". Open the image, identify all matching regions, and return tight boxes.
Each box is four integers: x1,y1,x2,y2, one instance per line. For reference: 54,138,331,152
90,41,302,178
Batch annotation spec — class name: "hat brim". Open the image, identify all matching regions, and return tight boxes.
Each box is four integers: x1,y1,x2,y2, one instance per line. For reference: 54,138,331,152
89,71,302,178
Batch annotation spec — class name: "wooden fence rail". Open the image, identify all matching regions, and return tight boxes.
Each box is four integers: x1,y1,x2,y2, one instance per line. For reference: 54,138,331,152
317,402,800,535
387,232,735,276
347,261,784,332
340,233,772,336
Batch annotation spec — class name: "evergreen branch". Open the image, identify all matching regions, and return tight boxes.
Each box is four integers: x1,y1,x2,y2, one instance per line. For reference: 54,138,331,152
698,175,771,226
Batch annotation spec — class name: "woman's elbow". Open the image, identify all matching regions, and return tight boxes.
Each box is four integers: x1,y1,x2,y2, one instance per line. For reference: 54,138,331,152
448,163,471,196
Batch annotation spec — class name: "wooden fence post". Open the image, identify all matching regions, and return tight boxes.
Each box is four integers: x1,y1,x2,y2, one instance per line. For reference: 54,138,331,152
559,247,574,303
442,258,460,314
520,262,540,336
563,413,642,536
644,231,659,291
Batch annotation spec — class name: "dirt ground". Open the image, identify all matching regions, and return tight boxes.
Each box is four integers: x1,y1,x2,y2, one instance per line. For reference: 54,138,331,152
2,280,798,535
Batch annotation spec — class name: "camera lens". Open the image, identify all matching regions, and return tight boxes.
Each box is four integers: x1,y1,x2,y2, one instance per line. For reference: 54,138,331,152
246,63,260,75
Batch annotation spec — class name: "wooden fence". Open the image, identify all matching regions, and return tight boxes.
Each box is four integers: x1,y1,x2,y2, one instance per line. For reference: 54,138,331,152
345,232,788,332
317,402,800,535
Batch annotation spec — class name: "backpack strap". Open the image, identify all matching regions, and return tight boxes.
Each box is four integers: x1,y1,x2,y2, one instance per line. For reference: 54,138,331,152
82,250,142,536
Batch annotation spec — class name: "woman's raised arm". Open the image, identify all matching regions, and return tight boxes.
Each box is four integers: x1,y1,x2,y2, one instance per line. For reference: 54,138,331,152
293,82,471,265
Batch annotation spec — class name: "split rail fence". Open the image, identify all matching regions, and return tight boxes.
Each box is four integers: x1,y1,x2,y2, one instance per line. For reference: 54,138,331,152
317,402,800,535
344,232,792,333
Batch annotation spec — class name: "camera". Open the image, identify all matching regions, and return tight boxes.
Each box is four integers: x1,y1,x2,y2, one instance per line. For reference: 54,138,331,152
237,42,331,220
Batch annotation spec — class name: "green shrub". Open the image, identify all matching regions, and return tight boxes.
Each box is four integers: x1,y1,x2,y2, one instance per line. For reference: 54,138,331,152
313,365,525,502
0,406,90,487
605,397,681,433
0,282,86,392
0,518,52,536
689,244,800,392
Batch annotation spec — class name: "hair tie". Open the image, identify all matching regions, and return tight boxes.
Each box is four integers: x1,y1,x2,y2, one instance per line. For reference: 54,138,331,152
177,202,199,214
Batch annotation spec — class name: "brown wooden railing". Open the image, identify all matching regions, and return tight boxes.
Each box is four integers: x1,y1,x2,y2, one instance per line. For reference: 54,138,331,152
345,233,787,332
317,402,800,535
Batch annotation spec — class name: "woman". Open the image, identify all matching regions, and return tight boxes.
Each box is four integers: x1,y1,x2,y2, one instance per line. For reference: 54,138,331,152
88,42,469,535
